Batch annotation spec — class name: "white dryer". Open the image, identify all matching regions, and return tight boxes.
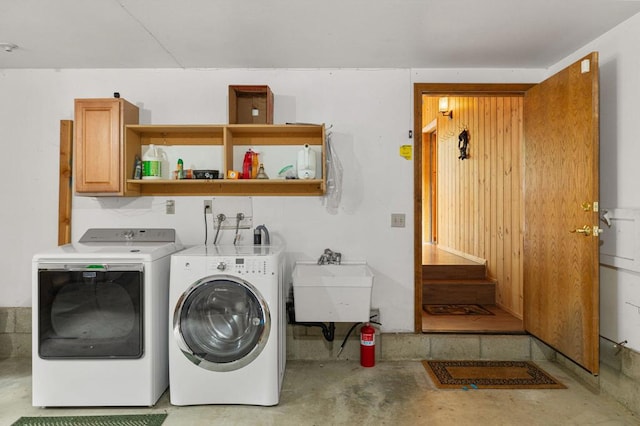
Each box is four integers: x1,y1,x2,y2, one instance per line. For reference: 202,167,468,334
168,244,285,406
32,228,183,407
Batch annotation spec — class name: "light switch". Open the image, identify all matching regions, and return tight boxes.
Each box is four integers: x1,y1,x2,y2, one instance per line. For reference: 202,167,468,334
391,213,405,228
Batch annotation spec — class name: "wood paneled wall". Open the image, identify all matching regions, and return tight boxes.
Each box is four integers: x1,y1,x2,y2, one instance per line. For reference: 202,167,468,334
428,96,524,317
422,96,439,127
421,96,439,243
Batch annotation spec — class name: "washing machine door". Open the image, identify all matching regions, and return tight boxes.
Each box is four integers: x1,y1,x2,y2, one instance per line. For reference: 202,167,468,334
173,274,270,372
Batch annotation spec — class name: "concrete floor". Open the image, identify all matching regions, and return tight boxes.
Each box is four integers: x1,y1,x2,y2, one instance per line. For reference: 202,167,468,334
1,358,639,426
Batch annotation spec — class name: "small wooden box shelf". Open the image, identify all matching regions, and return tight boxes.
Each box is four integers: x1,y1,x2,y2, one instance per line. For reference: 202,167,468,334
124,124,325,196
228,85,274,124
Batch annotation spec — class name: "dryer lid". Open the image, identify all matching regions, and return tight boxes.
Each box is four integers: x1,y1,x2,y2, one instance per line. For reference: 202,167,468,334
33,229,183,262
79,228,176,243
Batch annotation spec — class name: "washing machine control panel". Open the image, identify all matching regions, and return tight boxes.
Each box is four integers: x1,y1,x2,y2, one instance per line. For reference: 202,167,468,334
206,257,274,276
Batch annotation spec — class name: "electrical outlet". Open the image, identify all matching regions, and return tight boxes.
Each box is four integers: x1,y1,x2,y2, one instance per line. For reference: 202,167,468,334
370,308,380,324
203,200,212,213
391,213,405,228
166,200,175,215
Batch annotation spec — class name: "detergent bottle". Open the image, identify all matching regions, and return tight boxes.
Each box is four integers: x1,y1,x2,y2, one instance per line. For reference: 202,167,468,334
251,151,260,178
142,144,162,179
242,149,254,179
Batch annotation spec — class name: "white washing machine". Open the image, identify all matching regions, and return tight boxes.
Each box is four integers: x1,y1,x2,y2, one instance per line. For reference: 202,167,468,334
31,228,183,407
168,244,285,406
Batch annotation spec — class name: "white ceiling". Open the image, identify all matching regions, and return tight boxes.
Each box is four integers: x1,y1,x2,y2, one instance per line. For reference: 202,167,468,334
1,0,640,69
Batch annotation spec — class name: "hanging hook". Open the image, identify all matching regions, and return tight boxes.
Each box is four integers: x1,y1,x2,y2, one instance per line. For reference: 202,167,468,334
458,129,469,160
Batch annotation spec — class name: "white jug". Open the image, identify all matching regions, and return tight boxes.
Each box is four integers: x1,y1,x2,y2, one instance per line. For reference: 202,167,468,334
142,144,162,180
296,144,316,179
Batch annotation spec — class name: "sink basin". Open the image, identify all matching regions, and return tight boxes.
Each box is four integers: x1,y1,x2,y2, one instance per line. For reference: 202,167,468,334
292,262,374,322
293,263,373,286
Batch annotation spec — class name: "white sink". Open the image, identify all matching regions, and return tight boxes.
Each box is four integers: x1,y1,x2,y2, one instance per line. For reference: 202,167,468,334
293,263,373,287
292,262,374,322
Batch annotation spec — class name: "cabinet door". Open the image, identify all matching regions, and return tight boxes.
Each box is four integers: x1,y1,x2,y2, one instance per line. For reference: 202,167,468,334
74,99,138,194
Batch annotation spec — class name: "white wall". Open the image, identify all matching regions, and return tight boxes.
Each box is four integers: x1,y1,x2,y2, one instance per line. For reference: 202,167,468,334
4,14,638,334
0,67,546,332
546,13,640,352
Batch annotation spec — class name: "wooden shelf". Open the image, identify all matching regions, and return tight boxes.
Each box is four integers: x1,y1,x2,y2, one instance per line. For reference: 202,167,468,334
72,98,326,198
124,124,325,196
125,178,325,196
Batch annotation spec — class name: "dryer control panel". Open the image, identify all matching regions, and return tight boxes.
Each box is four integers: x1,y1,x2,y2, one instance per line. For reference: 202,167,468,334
205,257,275,276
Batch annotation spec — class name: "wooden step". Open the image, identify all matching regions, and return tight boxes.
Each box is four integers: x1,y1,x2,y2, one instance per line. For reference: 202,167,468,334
422,263,486,280
422,279,496,305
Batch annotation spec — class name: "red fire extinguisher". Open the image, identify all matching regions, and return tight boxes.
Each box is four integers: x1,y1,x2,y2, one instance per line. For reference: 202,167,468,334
360,323,375,367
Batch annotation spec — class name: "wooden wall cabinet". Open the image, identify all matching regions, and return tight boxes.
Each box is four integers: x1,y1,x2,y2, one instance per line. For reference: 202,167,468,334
74,98,139,195
123,124,325,196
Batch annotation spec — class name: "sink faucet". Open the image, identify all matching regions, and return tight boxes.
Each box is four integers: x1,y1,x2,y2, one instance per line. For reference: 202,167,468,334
318,248,342,265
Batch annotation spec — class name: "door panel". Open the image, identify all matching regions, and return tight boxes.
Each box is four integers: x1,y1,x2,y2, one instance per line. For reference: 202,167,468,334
173,276,270,372
523,52,600,373
38,267,143,359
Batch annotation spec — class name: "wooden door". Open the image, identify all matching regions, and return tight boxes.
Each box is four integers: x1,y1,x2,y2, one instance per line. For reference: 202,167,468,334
523,52,600,373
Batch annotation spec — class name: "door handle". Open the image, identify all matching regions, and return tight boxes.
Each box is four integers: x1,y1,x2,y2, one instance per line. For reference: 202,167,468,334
570,225,591,236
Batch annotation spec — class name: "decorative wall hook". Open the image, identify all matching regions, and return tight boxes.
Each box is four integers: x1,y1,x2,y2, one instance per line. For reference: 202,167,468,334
458,129,469,160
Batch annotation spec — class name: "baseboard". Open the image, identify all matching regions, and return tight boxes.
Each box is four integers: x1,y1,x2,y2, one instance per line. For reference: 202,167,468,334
435,245,487,265
495,302,523,320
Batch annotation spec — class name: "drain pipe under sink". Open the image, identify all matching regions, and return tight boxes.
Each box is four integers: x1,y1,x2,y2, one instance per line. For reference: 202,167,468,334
286,298,336,342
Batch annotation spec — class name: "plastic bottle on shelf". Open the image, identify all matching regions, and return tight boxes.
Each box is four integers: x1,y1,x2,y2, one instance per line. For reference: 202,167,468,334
297,144,316,179
252,151,260,178
177,158,184,179
240,149,261,179
242,149,254,179
133,155,142,179
142,144,162,180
